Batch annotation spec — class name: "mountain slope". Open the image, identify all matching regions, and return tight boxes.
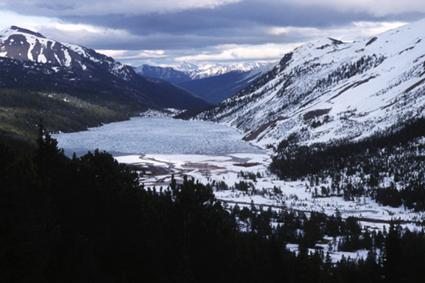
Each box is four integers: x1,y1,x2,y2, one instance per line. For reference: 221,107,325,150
134,62,274,104
196,19,425,147
0,26,210,111
133,64,192,84
178,69,270,104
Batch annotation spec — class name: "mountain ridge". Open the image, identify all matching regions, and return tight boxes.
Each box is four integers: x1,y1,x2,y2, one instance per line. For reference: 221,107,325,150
132,64,192,84
0,25,210,111
133,61,275,104
173,61,274,80
194,19,425,147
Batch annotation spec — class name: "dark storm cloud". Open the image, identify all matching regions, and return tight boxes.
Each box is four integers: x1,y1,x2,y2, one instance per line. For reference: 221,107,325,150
2,0,425,64
49,0,425,53
59,1,377,50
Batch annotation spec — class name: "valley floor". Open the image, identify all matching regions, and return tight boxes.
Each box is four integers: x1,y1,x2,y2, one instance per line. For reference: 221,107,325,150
53,116,425,263
115,152,425,262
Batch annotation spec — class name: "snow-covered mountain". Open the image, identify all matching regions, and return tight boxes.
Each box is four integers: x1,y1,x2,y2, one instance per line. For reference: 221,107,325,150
0,26,209,110
133,61,274,82
0,26,133,79
196,19,425,146
173,61,274,80
132,64,191,84
133,61,275,104
178,65,275,104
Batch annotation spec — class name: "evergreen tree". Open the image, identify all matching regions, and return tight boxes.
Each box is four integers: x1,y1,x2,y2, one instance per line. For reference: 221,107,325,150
383,222,403,283
0,143,53,282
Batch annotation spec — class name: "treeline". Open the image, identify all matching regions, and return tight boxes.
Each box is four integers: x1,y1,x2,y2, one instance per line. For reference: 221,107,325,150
0,88,128,147
230,203,425,282
2,127,425,282
270,116,425,211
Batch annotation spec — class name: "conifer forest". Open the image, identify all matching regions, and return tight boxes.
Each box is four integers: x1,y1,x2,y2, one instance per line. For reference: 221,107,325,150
2,125,425,282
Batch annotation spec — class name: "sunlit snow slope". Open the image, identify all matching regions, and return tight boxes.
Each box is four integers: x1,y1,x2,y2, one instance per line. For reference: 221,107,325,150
197,19,425,146
0,26,130,76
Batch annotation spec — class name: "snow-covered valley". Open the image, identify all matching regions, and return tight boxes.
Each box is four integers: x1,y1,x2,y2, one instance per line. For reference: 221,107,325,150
53,117,425,262
45,18,425,265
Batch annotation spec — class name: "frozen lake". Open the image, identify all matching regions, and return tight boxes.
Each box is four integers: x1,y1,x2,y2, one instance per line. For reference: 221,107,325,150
53,117,266,156
53,116,424,265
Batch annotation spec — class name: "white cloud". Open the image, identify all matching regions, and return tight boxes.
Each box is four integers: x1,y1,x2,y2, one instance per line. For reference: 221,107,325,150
268,26,328,38
0,11,130,45
0,2,418,67
38,23,139,46
175,44,297,63
98,49,166,60
0,10,57,30
268,21,407,42
350,21,408,38
0,13,147,51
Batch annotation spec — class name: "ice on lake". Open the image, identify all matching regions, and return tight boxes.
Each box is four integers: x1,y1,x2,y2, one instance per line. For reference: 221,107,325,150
53,117,266,156
52,116,425,264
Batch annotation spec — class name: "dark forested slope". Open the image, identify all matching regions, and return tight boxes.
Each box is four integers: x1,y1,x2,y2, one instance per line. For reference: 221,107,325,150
2,127,425,283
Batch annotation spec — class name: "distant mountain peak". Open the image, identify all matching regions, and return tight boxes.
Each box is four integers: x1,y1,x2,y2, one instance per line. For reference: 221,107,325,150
9,25,46,38
132,64,192,84
0,25,119,70
133,61,276,104
328,37,344,45
0,25,210,110
171,61,276,80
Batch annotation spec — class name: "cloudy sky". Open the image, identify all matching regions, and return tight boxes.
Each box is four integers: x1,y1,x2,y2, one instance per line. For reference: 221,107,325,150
1,0,425,66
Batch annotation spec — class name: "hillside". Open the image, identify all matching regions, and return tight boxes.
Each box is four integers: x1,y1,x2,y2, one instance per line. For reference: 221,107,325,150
176,18,425,219
0,88,128,149
195,19,425,147
133,64,192,84
0,26,210,146
178,70,267,104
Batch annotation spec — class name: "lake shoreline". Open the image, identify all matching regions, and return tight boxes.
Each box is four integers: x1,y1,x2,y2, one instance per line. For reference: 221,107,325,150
54,116,266,157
